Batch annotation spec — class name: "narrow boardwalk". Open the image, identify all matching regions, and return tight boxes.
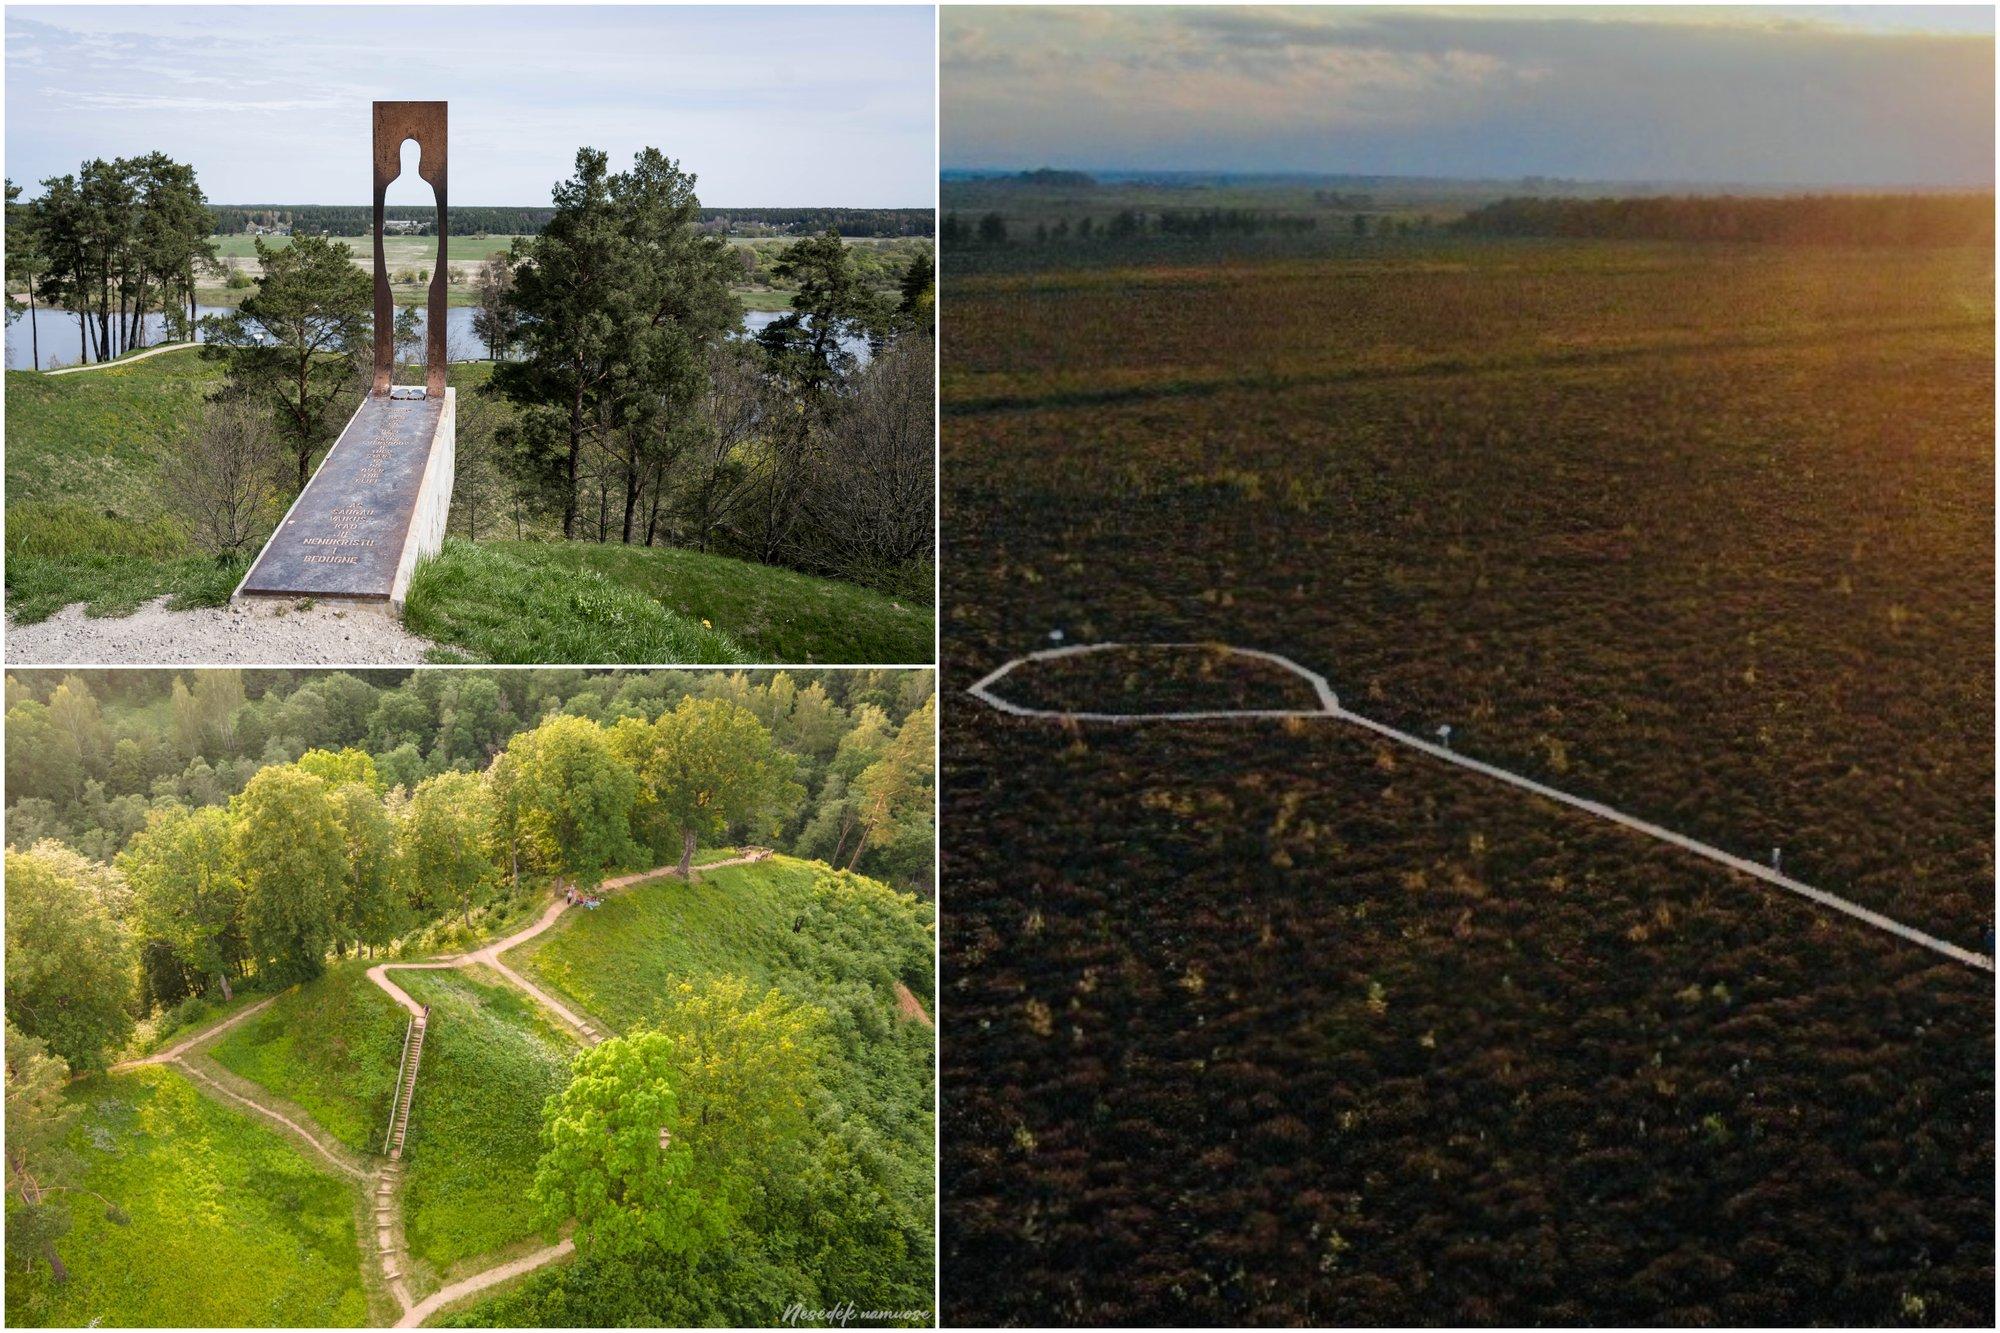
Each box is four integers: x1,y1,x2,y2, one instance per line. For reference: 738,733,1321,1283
970,642,1994,975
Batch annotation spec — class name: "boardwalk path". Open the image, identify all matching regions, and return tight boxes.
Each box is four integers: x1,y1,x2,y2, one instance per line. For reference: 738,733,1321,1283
970,642,1995,975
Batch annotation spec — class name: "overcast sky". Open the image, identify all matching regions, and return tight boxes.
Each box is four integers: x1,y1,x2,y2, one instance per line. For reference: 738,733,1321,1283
7,5,936,205
944,5,1994,187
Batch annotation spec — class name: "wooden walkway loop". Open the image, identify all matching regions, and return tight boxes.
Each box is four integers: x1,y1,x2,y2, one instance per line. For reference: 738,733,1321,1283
969,641,1994,975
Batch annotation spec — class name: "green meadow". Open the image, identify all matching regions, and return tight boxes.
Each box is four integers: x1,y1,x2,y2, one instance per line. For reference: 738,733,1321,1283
389,967,578,1284
3,1066,373,1328
208,962,407,1154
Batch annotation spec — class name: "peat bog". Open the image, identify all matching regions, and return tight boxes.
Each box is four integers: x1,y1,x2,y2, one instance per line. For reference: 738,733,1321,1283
940,237,1995,1324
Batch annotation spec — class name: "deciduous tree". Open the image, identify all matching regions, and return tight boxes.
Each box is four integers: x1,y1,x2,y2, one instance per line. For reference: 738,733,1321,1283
229,764,345,980
4,843,134,1069
610,696,799,876
400,770,497,925
532,977,823,1259
331,781,404,954
118,804,243,1000
491,714,639,887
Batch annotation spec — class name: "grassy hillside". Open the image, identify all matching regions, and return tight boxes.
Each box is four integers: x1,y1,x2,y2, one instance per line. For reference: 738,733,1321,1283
4,350,243,620
5,349,221,511
5,352,932,664
208,962,407,1154
403,539,934,664
390,968,578,1282
460,855,936,1326
517,855,934,1039
3,1066,371,1328
514,855,934,1190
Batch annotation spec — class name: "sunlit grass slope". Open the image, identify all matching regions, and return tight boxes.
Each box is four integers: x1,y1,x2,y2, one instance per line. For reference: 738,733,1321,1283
207,961,406,1154
2,1065,369,1327
390,967,577,1282
403,539,934,664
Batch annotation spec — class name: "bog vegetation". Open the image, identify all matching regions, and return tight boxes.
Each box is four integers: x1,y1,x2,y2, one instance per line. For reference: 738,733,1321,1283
940,190,1993,1323
5,667,935,1325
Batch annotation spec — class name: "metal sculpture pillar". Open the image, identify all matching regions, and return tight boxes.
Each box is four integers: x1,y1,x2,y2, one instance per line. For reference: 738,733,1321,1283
372,101,447,397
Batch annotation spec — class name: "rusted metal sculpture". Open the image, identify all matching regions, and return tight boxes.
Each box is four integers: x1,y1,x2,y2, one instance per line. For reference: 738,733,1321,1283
372,100,447,397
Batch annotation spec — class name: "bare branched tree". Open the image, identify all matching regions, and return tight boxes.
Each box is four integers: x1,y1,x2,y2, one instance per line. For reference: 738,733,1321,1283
677,341,774,553
788,335,934,587
167,397,284,558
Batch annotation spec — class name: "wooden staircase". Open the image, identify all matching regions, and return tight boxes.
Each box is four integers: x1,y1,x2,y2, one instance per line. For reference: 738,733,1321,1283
383,1011,427,1160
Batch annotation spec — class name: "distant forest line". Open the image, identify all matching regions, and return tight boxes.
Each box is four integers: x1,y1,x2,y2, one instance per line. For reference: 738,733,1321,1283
211,204,934,238
1455,193,1995,246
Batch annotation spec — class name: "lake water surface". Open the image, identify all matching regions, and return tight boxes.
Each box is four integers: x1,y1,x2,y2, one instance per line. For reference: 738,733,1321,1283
6,305,860,372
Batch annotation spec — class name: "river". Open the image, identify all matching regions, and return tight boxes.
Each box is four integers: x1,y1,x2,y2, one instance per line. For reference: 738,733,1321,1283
5,305,862,372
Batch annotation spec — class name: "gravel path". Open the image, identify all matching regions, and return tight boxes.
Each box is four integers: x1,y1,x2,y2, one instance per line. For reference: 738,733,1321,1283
111,995,278,1070
6,596,438,664
44,342,197,375
395,1239,575,1328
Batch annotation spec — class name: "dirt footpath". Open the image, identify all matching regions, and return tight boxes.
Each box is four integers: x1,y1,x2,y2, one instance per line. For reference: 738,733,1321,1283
6,597,438,664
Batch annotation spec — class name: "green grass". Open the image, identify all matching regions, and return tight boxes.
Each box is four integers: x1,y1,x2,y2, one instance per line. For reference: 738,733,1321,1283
4,347,223,510
389,969,579,1280
207,961,407,1154
121,985,271,1061
514,855,934,1138
402,539,748,663
403,538,933,664
520,857,815,1012
5,543,244,622
211,233,526,264
3,1066,370,1328
735,287,800,311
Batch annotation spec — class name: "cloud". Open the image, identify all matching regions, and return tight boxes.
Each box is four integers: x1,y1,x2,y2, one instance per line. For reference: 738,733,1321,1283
942,5,1994,187
8,6,935,205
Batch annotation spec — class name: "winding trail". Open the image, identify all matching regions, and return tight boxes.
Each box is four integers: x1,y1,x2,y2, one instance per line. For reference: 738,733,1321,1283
970,642,1994,975
358,848,775,1319
173,1057,367,1180
393,1239,575,1329
111,994,278,1070
894,982,934,1029
43,341,197,375
95,850,780,1325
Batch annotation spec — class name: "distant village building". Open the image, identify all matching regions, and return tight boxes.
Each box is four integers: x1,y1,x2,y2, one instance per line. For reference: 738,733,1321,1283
383,219,423,235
